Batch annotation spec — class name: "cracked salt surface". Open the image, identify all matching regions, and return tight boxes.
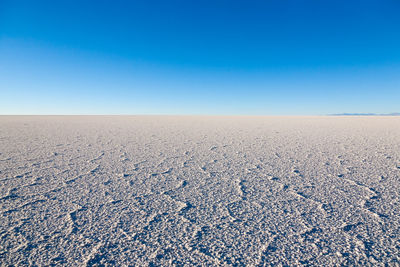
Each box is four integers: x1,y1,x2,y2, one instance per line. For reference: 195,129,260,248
1,116,400,266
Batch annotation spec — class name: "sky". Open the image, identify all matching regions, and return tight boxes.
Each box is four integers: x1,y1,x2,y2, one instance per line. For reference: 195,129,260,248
1,0,399,115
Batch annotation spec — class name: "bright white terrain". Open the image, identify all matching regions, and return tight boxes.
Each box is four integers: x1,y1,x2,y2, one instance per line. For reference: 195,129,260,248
0,116,399,266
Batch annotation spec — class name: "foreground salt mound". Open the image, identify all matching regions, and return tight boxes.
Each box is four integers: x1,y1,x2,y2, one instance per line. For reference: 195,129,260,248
0,116,399,265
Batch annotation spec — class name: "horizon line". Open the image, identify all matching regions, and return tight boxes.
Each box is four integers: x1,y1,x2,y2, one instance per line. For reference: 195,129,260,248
1,113,399,117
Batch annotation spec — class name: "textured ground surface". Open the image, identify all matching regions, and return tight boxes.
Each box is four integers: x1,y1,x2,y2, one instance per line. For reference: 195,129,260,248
0,116,400,266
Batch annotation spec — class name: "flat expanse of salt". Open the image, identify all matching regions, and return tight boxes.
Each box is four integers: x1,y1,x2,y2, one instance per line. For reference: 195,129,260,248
1,116,399,265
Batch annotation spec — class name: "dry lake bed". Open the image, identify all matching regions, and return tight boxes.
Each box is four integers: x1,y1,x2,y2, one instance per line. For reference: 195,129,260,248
0,116,399,266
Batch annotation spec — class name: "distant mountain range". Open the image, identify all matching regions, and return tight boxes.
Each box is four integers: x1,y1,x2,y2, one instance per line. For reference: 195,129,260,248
330,113,400,116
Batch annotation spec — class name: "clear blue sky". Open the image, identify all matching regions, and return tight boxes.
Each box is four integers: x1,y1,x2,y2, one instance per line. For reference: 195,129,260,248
1,1,399,115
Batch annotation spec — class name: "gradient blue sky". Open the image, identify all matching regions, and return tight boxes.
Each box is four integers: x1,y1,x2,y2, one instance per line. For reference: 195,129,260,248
1,0,399,115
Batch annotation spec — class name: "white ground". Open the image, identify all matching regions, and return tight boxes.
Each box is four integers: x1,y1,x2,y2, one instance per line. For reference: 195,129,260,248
0,116,399,266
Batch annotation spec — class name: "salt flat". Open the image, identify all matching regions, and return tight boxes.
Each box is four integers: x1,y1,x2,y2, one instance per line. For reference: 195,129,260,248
0,116,399,266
